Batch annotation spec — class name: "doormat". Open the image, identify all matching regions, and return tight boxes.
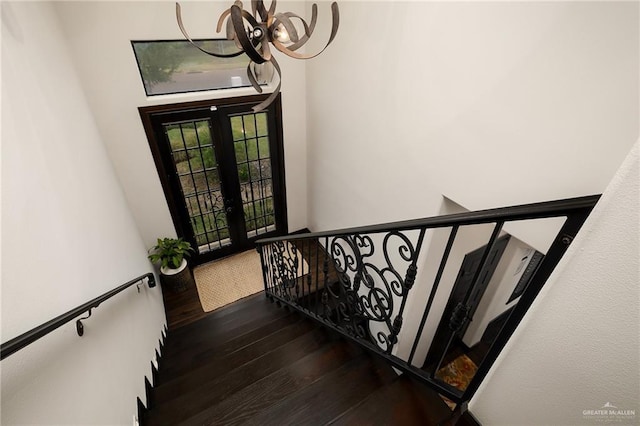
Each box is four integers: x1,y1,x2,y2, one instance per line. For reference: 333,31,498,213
435,354,478,410
193,250,265,312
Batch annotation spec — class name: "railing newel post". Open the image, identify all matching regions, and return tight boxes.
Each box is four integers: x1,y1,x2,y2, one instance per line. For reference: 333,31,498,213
257,242,270,295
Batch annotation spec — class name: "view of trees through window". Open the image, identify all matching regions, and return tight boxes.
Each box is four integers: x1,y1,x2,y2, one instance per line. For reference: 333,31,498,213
164,113,275,252
132,40,270,96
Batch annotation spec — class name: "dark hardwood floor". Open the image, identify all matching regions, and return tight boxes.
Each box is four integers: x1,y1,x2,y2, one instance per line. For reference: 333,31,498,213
150,243,480,425
160,266,210,331
161,239,338,331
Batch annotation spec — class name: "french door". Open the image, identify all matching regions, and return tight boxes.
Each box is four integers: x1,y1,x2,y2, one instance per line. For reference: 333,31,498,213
141,94,287,265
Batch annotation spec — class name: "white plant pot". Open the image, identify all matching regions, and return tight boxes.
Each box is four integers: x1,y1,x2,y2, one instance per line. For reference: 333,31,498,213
160,258,187,276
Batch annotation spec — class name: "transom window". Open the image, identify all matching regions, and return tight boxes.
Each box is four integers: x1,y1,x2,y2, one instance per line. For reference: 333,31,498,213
131,39,271,96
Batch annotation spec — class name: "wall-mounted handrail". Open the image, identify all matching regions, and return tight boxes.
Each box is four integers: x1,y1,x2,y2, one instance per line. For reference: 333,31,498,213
0,272,156,361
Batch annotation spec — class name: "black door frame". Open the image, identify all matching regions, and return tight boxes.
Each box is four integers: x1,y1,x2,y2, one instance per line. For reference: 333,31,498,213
139,93,288,265
423,234,510,368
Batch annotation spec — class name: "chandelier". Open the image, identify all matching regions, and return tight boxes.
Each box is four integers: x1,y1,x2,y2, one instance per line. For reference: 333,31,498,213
176,0,339,112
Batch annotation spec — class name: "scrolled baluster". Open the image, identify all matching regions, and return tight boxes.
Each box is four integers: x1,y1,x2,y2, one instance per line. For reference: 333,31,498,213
321,238,330,318
387,315,403,351
353,271,361,293
321,290,332,322
404,263,417,290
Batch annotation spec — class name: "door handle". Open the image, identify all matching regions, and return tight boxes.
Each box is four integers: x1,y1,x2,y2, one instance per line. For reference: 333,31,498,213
225,199,234,214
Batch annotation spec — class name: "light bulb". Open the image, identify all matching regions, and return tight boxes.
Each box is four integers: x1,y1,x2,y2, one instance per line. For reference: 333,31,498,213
273,24,289,43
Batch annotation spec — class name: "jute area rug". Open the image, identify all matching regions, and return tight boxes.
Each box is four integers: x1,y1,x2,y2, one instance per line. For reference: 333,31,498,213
193,250,264,312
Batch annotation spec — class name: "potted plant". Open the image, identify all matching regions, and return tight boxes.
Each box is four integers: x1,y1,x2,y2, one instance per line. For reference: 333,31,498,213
148,237,195,292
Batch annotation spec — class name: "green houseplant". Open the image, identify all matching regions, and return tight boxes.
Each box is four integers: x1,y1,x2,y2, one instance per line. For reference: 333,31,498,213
148,237,195,292
148,237,194,270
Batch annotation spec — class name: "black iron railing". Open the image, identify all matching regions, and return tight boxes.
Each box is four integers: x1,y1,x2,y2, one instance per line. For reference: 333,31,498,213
256,195,599,413
0,273,156,361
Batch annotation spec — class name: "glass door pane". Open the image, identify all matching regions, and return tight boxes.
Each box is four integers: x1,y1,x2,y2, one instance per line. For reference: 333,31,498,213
230,112,276,238
142,94,287,265
164,119,232,254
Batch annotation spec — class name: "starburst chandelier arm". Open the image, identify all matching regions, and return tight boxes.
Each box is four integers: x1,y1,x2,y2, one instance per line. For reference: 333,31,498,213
272,13,300,43
223,15,244,51
251,0,272,22
274,10,316,52
230,5,269,64
216,8,232,33
270,2,339,60
251,56,282,112
266,0,277,17
220,2,258,51
285,6,317,39
260,37,272,61
176,3,245,58
246,62,264,94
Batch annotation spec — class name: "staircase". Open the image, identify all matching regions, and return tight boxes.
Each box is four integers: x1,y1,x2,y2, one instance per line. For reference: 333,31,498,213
141,196,599,425
142,292,476,426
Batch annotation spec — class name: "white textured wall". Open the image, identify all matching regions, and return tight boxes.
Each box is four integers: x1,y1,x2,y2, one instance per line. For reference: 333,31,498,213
307,1,638,235
470,142,639,425
54,0,309,247
306,0,638,384
1,2,166,424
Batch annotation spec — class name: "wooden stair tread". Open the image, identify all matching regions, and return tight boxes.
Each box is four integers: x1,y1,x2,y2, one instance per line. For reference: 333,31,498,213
160,307,293,367
163,282,266,331
156,316,316,386
240,352,397,426
173,342,366,426
164,293,279,344
330,375,453,426
146,276,481,426
147,328,337,424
